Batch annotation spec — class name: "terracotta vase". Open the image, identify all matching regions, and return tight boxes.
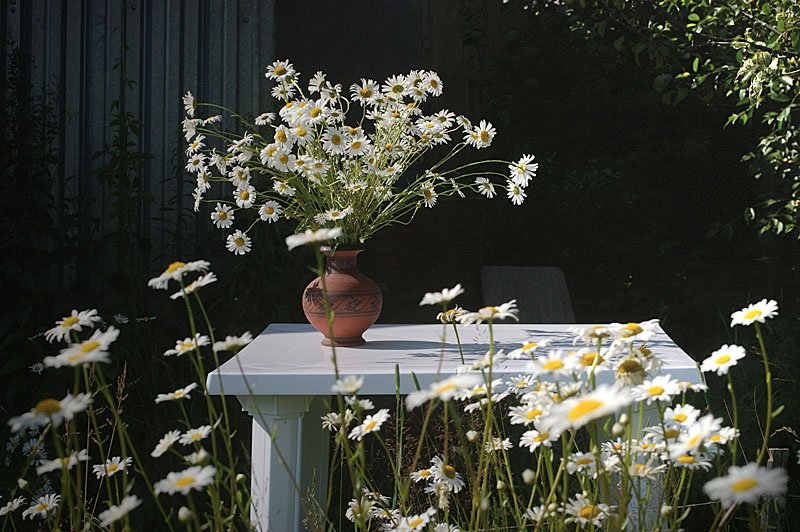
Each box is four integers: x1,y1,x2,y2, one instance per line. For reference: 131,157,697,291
302,247,382,346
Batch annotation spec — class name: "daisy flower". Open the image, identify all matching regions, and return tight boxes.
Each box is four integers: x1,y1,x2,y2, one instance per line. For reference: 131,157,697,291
169,272,217,300
424,72,443,95
520,422,559,452
431,456,464,493
382,74,409,99
346,135,371,157
457,300,519,325
185,153,206,173
421,187,438,208
92,456,133,478
566,452,598,477
36,448,90,475
322,127,347,154
254,112,275,125
331,375,364,394
633,374,681,404
228,165,250,188
508,339,550,359
348,409,390,441
474,176,496,198
151,430,181,458
321,410,354,432
506,181,527,205
324,206,353,222
509,403,547,426
672,453,714,471
8,393,92,433
484,437,513,453
664,404,700,426
226,230,252,255
212,332,254,352
285,227,342,250
98,495,142,527
0,497,25,516
22,494,59,520
148,260,210,289
163,333,210,356
700,344,746,376
405,374,481,410
545,385,633,433
265,59,295,81
179,425,212,445
419,284,465,306
508,154,538,187
465,120,496,149
44,326,120,368
670,414,722,458
183,91,195,117
154,465,217,495
411,467,435,483
44,309,102,343
730,299,778,327
257,201,282,223
233,184,256,208
396,508,437,530
564,493,613,528
156,382,199,403
527,350,576,377
610,319,659,343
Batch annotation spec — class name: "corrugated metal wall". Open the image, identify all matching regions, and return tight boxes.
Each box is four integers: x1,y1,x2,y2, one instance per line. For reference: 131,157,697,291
2,0,275,279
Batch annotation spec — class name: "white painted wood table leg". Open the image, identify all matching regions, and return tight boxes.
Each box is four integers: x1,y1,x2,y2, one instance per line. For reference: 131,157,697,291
238,395,330,532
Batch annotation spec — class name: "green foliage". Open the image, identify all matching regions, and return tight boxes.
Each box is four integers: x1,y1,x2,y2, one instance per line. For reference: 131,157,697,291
506,0,800,238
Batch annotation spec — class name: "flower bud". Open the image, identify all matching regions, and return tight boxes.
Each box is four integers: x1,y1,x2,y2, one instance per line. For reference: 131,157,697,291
466,430,479,442
660,505,673,517
496,480,506,491
522,468,535,485
17,478,28,489
547,502,558,512
236,473,246,483
612,423,624,437
178,506,193,523
618,413,629,425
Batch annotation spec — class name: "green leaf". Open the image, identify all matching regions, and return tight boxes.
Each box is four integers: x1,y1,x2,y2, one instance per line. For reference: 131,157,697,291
772,405,784,418
688,13,700,22
692,57,699,72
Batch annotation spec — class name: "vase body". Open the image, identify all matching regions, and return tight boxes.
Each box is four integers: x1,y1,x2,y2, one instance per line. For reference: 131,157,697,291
302,247,382,346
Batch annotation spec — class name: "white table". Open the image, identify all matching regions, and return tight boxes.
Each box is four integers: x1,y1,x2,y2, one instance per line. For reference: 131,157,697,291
206,323,701,532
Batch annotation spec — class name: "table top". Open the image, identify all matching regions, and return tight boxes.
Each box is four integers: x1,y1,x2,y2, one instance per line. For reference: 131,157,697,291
206,323,702,396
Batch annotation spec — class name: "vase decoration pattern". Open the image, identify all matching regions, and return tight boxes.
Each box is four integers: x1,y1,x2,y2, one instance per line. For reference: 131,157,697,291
302,248,382,347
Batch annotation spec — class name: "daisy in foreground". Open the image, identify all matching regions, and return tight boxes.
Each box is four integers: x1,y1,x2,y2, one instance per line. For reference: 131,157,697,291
155,465,217,495
545,385,633,434
703,462,788,507
22,494,60,520
700,344,746,376
99,495,142,527
285,227,342,250
44,308,101,343
348,409,390,441
730,299,778,327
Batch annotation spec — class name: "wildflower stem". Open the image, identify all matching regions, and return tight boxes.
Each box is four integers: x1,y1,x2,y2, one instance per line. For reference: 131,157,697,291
754,323,772,465
726,372,739,465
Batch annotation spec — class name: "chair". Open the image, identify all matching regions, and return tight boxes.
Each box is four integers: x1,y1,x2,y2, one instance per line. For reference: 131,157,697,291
480,266,576,323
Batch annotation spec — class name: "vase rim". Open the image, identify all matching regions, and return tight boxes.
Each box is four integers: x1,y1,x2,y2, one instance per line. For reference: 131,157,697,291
321,245,364,256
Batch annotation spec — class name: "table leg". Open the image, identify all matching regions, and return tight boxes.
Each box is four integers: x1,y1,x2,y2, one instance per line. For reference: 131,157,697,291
238,395,330,532
627,401,662,530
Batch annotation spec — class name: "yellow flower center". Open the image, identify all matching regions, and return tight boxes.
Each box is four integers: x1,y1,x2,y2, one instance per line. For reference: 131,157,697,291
174,390,186,398
276,130,287,143
731,478,758,492
409,517,424,527
743,309,762,320
568,399,603,422
423,190,433,200
61,457,70,465
34,398,62,415
716,355,731,365
295,126,307,137
278,154,289,164
166,261,186,273
479,130,490,142
62,316,80,327
434,382,457,395
526,409,543,420
621,323,643,337
443,464,456,479
673,413,687,422
265,207,274,215
391,111,401,118
235,237,245,247
579,505,601,519
35,503,48,512
647,386,665,396
391,84,404,94
534,432,549,443
522,341,538,351
359,87,373,98
310,107,322,118
107,463,119,472
543,360,564,371
364,420,378,432
580,352,603,366
330,211,340,218
575,457,593,466
273,65,287,76
676,455,695,464
687,435,701,447
66,353,84,363
331,135,342,145
80,340,100,353
175,475,196,488
190,433,203,441
430,79,439,88
351,141,362,150
266,146,277,157
664,428,681,439
418,470,431,477
240,191,250,200
617,360,643,374
709,434,722,442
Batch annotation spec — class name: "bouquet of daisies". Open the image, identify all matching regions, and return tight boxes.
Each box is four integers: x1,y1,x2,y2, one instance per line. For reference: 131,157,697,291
183,59,537,252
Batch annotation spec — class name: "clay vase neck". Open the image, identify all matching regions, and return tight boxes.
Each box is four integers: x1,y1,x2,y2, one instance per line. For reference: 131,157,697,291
302,247,382,347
